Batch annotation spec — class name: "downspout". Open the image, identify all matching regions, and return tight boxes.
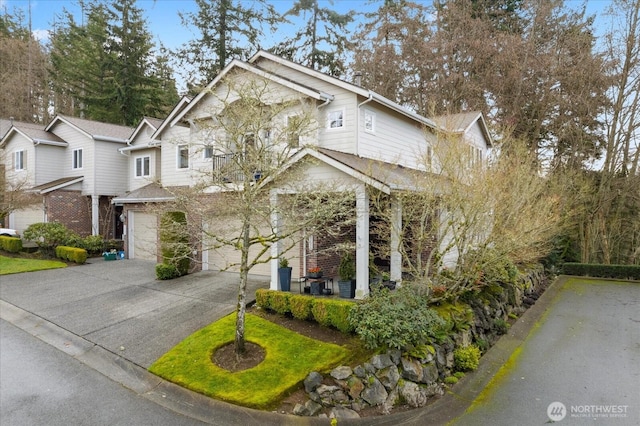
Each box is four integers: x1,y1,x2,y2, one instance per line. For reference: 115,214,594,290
356,91,374,156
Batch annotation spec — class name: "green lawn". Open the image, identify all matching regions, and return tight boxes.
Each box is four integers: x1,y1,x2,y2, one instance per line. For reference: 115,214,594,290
149,312,353,409
0,255,67,275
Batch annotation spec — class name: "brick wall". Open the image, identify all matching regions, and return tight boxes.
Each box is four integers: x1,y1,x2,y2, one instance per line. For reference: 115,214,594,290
45,190,92,236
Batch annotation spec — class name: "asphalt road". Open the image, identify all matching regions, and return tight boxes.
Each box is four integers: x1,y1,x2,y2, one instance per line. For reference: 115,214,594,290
0,319,206,426
451,278,640,426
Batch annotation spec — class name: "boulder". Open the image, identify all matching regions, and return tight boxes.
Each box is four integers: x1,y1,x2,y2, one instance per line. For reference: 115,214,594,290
400,357,423,382
376,365,400,390
304,371,323,393
371,353,394,370
361,376,388,406
421,362,439,384
398,381,429,408
330,406,360,419
330,366,353,380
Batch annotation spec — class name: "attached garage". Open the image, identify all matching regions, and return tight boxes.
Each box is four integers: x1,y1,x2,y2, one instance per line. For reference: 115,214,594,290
128,211,158,261
9,205,45,234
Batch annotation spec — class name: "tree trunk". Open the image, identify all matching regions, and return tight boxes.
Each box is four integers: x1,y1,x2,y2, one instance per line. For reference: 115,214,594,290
234,220,250,357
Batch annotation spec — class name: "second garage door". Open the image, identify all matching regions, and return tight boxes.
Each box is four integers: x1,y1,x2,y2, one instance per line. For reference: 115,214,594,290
129,211,158,261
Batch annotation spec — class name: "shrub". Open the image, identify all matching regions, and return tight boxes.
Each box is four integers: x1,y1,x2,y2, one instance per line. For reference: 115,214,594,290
255,288,270,308
561,263,640,280
290,294,312,320
454,345,481,372
325,299,355,333
0,236,22,253
159,212,191,277
156,263,180,280
311,298,331,327
23,222,77,256
55,245,87,264
269,291,291,315
493,318,510,335
82,235,105,254
444,376,459,385
348,284,446,350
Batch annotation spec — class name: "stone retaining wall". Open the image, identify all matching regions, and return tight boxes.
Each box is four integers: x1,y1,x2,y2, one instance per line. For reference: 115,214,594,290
293,266,547,419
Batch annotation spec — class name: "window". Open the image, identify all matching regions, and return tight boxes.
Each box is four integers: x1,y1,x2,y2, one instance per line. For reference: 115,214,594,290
14,150,25,171
177,145,189,169
73,149,83,169
468,145,483,167
425,144,433,169
286,115,301,148
135,156,150,177
364,109,375,133
328,109,344,129
204,145,214,159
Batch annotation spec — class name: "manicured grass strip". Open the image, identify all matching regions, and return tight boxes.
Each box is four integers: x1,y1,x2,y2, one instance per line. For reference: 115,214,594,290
0,255,67,275
149,312,351,409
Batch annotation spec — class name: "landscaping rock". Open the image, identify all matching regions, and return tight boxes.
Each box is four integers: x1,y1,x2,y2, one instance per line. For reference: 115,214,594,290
376,365,400,390
330,406,360,419
361,376,388,406
330,366,352,380
400,357,423,382
398,381,429,408
353,365,367,378
364,362,377,374
382,387,399,414
421,362,439,384
304,371,323,393
346,376,364,399
293,400,322,416
371,353,394,369
388,349,402,365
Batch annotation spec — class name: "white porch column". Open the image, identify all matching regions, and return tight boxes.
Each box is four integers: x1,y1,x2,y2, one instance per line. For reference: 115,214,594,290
91,195,99,236
390,197,403,284
355,184,369,299
269,190,279,290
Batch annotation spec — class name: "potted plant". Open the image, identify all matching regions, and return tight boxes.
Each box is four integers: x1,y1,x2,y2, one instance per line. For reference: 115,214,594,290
338,253,356,298
278,257,292,292
308,266,323,278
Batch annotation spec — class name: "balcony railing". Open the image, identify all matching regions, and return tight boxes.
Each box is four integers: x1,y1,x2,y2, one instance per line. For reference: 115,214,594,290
212,153,262,183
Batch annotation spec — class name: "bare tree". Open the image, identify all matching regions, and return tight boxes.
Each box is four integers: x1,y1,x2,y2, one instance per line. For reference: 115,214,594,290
161,77,355,357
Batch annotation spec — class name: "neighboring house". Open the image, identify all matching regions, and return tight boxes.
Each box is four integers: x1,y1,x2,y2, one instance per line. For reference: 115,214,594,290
0,115,134,237
113,50,492,298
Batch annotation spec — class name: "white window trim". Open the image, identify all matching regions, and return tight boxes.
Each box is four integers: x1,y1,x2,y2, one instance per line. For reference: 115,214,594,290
327,108,345,130
14,150,25,171
135,155,150,178
364,109,375,133
73,148,83,170
177,145,189,170
203,144,214,159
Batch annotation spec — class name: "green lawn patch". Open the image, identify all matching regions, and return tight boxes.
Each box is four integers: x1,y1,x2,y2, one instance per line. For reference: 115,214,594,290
0,255,67,275
149,312,352,409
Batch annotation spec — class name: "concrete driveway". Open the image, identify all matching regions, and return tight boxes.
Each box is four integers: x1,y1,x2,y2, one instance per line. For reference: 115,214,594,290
0,258,269,368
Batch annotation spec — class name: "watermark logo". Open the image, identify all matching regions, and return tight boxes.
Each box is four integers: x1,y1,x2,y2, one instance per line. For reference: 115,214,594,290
547,401,630,421
547,401,567,421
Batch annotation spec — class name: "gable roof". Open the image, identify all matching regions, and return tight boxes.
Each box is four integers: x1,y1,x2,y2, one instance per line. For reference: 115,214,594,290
249,50,438,130
150,95,192,143
0,120,66,148
112,182,176,204
129,116,164,143
45,115,134,143
263,147,440,195
433,111,493,147
170,59,334,128
31,176,84,194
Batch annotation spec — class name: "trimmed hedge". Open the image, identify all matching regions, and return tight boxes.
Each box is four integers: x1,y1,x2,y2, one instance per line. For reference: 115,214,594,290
0,236,22,253
255,289,355,333
156,263,181,280
55,245,88,264
562,263,640,280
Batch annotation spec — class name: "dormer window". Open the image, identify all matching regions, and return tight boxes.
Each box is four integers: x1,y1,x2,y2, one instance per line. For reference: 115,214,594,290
328,109,344,129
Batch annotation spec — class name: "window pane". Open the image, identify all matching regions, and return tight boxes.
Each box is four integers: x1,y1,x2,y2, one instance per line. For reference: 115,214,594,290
136,158,142,176
143,157,150,175
178,146,188,169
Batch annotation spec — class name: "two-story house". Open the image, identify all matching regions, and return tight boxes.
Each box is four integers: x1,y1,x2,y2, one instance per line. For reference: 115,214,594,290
0,115,133,238
113,51,492,298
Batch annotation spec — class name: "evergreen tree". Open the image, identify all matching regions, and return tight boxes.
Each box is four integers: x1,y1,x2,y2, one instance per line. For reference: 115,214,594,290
274,0,354,77
174,0,280,92
49,0,178,125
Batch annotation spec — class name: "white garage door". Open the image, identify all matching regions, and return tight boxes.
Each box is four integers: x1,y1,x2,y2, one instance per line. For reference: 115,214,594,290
129,211,158,261
203,219,271,277
9,206,45,235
